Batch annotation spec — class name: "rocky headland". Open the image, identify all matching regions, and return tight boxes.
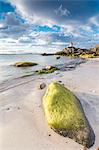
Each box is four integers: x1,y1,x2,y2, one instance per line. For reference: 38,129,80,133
55,44,99,58
41,44,99,58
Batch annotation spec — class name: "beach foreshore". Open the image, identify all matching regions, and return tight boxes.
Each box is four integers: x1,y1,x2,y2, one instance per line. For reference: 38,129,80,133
0,58,99,150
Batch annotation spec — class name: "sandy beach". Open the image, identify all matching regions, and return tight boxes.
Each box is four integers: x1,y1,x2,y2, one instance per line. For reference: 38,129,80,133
0,58,99,150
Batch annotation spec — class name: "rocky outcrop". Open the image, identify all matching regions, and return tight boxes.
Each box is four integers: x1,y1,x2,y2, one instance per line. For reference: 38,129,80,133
90,45,99,55
55,45,99,58
35,66,59,74
43,82,95,148
14,62,38,67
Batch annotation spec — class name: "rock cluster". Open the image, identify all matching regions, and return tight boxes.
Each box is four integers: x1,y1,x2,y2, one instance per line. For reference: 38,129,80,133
90,44,99,55
55,45,99,58
35,65,59,74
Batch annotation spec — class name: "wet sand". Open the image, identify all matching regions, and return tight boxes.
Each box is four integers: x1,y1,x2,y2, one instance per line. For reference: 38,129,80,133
0,58,99,150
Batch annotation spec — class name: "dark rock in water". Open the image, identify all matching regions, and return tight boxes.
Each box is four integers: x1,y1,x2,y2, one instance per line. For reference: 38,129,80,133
56,56,60,59
41,53,54,56
43,82,95,148
41,53,48,56
14,62,38,67
39,83,46,89
56,58,86,71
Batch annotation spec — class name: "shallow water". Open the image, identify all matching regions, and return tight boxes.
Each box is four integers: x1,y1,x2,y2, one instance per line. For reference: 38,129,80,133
0,53,85,87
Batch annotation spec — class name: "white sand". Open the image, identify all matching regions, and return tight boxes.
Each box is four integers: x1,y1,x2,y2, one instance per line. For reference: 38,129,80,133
0,58,99,150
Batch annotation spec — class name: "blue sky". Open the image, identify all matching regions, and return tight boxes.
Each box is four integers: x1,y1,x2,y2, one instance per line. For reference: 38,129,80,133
0,0,99,53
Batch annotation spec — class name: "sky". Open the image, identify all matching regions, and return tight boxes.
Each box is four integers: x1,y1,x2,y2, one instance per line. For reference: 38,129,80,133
0,0,99,54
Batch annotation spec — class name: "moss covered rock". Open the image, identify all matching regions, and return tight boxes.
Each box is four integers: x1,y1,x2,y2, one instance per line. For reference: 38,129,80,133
79,54,96,58
43,82,95,148
35,66,59,74
14,62,38,67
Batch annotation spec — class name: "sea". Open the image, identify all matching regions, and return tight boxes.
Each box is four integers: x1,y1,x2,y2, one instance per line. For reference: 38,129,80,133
0,53,84,86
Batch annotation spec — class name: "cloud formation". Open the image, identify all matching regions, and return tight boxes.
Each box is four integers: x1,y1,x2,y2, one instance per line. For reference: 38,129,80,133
55,4,70,16
0,0,99,53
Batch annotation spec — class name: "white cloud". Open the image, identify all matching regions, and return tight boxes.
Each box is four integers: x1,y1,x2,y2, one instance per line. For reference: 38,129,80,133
8,0,55,27
0,0,99,53
0,23,7,29
29,31,40,37
55,4,70,16
52,41,68,46
80,25,92,32
60,25,75,35
89,15,99,26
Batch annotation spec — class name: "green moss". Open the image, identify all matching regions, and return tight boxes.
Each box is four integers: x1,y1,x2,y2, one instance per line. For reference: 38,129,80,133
43,82,95,148
56,53,99,58
14,62,38,67
35,66,59,75
43,82,86,130
79,54,96,58
67,54,78,58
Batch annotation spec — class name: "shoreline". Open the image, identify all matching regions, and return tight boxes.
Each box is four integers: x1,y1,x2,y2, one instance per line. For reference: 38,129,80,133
0,58,99,150
0,57,86,93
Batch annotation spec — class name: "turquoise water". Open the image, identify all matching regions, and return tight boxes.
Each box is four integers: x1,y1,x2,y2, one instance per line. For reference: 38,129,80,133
0,54,74,84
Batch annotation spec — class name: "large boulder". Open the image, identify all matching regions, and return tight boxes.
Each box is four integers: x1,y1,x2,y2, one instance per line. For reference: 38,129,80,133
90,45,99,56
43,82,95,148
14,62,38,67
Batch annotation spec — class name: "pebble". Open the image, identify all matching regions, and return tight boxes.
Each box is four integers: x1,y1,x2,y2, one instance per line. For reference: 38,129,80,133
6,108,10,110
58,81,62,83
17,107,20,110
39,83,46,89
48,134,51,136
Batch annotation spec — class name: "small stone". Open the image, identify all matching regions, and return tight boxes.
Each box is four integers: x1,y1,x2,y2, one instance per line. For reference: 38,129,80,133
48,134,51,136
17,107,20,110
6,108,10,110
56,56,60,59
45,65,52,70
58,81,62,83
39,83,46,89
56,72,60,75
83,147,87,150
